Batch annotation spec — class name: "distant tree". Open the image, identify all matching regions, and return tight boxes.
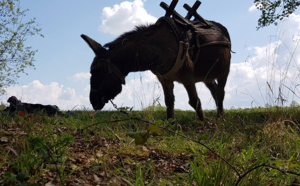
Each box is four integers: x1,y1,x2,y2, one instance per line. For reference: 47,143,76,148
254,0,300,29
290,100,300,107
0,0,43,94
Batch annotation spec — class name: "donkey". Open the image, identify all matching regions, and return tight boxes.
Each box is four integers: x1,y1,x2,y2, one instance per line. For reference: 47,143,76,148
81,18,231,121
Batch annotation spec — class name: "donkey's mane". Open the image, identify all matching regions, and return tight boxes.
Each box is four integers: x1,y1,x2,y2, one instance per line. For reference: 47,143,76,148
104,23,156,49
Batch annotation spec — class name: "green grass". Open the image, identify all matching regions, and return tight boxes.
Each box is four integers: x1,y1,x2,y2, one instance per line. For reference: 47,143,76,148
0,107,299,185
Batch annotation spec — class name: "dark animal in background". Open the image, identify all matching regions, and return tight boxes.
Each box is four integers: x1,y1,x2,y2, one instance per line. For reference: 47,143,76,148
81,0,231,121
7,96,22,109
2,96,61,116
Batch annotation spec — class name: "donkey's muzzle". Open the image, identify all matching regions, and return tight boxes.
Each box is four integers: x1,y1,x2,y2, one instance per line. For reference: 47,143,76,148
90,92,106,110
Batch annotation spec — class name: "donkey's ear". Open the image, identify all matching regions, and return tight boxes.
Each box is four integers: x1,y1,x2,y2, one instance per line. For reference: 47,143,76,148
81,34,106,56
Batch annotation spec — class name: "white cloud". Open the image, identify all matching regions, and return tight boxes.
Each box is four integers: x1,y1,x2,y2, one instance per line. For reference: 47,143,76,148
0,80,91,110
248,4,257,12
249,3,263,12
103,71,163,110
98,0,157,36
72,72,91,81
226,14,300,108
59,88,76,100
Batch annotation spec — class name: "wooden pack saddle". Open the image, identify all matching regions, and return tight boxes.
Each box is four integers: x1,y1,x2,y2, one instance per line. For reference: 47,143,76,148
156,17,231,50
154,0,231,76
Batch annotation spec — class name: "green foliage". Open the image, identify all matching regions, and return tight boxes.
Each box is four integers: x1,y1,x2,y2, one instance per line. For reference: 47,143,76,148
0,108,300,184
0,102,6,110
1,123,74,185
0,171,38,186
0,0,43,93
254,0,300,29
147,123,162,135
143,105,166,112
186,157,235,185
127,123,162,145
290,100,300,107
122,160,155,186
127,131,150,145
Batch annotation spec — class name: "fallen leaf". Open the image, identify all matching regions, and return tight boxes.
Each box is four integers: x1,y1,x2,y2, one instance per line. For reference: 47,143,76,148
93,174,100,182
96,151,104,158
18,111,26,117
99,172,106,177
6,147,18,156
45,180,59,186
70,164,78,170
0,136,8,143
205,151,216,161
142,146,149,152
127,131,150,145
147,124,162,135
115,134,121,141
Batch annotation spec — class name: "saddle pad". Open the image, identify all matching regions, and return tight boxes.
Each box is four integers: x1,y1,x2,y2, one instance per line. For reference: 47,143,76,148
191,20,231,48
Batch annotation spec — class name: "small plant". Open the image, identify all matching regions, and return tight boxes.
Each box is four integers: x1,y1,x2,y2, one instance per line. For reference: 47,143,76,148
122,160,155,186
1,122,74,185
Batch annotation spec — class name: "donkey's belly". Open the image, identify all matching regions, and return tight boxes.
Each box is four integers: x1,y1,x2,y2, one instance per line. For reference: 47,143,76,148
193,62,228,82
193,46,231,82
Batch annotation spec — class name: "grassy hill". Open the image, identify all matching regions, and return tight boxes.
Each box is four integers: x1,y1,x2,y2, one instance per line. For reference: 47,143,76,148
0,107,299,185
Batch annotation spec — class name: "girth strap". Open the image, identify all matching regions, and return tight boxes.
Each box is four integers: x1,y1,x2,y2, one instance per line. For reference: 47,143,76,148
156,41,187,77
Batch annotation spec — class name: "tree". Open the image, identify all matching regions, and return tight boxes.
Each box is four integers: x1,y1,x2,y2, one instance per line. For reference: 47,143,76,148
0,0,43,94
254,0,300,29
290,100,300,107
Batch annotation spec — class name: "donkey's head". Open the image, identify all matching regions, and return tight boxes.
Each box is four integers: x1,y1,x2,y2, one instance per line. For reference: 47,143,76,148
81,35,125,110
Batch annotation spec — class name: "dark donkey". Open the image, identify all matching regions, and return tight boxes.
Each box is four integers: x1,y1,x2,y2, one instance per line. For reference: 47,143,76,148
81,1,231,121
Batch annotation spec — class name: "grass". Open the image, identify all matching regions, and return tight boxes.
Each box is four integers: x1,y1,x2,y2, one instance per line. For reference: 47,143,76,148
0,106,299,185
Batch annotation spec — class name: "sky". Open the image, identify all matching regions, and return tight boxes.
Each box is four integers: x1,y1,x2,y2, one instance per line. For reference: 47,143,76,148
1,0,300,111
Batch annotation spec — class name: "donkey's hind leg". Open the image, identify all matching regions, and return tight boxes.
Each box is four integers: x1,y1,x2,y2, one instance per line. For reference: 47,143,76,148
183,82,204,121
205,81,218,105
205,77,227,118
216,76,228,117
205,81,221,116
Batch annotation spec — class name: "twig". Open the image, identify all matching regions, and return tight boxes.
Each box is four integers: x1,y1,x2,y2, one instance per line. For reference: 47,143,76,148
234,164,300,186
79,118,133,132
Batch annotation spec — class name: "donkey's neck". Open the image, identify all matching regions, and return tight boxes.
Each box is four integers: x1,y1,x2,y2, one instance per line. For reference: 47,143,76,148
110,44,162,75
109,22,178,76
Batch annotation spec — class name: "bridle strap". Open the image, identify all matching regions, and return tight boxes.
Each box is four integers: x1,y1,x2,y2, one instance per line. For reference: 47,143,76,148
106,61,125,84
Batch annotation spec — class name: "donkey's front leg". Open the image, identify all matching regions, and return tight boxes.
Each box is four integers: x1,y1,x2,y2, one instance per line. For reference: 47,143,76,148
158,78,175,119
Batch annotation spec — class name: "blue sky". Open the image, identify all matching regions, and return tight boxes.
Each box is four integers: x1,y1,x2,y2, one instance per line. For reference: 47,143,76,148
1,0,300,111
